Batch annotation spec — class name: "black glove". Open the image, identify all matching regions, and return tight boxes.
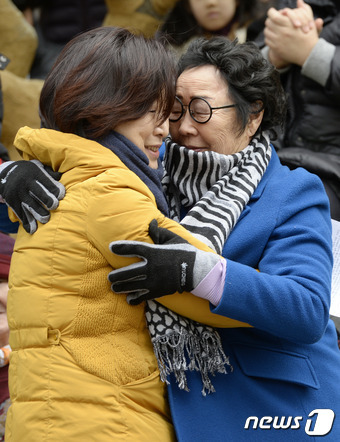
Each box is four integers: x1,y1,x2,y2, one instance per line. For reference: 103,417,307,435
108,219,221,305
0,160,65,234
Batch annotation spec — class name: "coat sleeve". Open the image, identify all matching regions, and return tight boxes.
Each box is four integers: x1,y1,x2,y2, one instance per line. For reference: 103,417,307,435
315,13,340,100
211,171,333,344
85,169,251,329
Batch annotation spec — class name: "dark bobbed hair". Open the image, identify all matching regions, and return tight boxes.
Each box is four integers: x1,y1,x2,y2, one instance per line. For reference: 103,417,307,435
40,27,177,139
158,0,260,47
177,37,287,139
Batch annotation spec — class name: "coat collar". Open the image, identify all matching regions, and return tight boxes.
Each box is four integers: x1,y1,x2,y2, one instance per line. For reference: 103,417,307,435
239,146,280,220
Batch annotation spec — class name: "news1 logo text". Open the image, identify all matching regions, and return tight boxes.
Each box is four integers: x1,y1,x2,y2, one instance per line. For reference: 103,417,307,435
245,409,335,436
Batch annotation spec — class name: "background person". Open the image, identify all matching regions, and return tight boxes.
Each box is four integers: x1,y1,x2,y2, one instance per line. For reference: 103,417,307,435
157,0,263,55
12,0,108,79
260,0,340,220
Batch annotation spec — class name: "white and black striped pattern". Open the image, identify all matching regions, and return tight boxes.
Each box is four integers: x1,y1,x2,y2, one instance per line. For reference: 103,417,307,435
146,132,272,395
163,132,271,254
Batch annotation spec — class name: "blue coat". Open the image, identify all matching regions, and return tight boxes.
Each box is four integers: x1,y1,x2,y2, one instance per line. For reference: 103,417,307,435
167,149,340,441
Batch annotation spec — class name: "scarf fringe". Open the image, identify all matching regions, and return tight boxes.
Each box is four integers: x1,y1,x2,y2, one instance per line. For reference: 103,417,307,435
152,328,233,396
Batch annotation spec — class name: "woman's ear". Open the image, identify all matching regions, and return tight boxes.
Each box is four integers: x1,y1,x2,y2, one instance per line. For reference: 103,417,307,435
247,101,264,137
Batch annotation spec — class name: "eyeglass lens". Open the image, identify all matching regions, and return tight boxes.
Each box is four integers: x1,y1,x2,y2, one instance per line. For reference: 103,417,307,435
170,97,212,123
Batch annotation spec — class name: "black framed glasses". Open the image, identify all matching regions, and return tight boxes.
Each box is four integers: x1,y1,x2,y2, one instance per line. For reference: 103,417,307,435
169,96,236,124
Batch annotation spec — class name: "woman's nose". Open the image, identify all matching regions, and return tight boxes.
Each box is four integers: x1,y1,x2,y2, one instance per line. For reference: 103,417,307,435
156,119,169,137
177,111,197,136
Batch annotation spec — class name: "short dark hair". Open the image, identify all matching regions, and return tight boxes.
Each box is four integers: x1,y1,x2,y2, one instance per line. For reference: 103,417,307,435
158,0,260,47
177,37,287,138
40,27,177,139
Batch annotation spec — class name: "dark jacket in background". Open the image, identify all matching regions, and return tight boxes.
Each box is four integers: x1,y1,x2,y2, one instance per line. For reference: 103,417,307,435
13,0,107,44
13,0,107,78
39,0,107,45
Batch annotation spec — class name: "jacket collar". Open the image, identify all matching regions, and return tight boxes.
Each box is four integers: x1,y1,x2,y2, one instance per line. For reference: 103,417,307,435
14,127,129,187
238,146,280,220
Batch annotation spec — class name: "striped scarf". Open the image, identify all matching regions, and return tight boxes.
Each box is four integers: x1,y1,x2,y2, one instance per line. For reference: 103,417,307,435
146,132,271,395
163,132,272,251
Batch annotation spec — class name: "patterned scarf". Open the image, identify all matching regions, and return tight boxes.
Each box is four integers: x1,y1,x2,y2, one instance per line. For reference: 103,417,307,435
145,132,272,395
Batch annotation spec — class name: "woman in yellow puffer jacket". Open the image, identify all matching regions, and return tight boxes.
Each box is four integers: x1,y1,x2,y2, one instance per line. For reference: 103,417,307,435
6,26,179,442
6,26,238,441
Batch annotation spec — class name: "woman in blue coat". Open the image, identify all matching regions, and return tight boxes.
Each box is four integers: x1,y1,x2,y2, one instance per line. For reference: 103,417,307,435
108,37,340,441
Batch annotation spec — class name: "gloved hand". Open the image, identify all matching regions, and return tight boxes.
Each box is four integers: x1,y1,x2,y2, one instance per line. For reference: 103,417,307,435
0,160,65,234
108,219,223,305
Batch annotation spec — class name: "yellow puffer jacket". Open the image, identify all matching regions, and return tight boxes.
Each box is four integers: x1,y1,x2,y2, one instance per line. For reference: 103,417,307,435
7,127,250,441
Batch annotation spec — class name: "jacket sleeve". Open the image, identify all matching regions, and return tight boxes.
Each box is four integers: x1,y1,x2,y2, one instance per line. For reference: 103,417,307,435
301,38,335,87
86,169,251,329
312,13,340,100
211,171,333,344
